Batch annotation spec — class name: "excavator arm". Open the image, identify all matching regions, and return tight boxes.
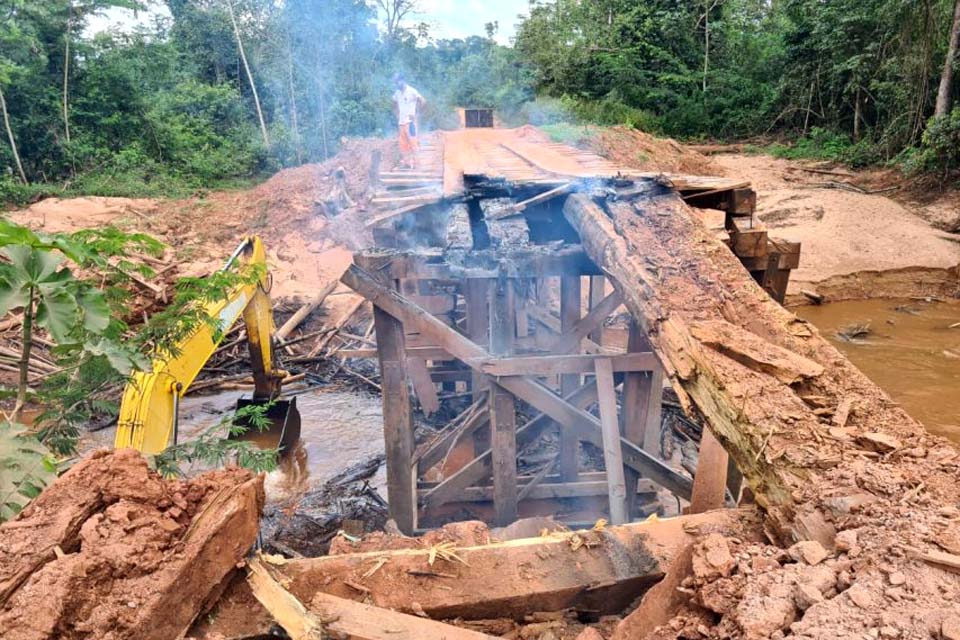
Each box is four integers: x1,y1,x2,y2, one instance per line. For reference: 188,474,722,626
115,236,288,454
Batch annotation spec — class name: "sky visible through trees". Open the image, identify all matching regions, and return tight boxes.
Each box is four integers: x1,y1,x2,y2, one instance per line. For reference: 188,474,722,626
0,0,958,203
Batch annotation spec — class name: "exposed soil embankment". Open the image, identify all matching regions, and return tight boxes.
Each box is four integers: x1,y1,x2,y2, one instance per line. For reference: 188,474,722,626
0,449,263,640
708,153,960,298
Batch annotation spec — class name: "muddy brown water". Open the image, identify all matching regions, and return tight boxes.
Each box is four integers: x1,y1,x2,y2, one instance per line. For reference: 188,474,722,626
795,298,960,442
82,387,387,501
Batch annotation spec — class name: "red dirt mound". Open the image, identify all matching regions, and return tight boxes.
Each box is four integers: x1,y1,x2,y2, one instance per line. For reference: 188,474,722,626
0,449,263,640
589,126,724,176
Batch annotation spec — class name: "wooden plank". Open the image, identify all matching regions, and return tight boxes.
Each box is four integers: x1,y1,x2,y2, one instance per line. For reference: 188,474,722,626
311,592,502,640
558,276,582,482
406,356,440,416
341,265,693,500
246,557,322,640
372,299,417,534
490,279,518,525
486,182,574,220
338,346,450,360
202,509,754,639
549,289,624,356
421,478,658,502
479,352,657,377
465,279,492,402
595,358,628,525
688,427,730,514
588,275,606,344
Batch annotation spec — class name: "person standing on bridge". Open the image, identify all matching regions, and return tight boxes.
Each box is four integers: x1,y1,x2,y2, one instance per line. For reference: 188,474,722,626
392,73,425,169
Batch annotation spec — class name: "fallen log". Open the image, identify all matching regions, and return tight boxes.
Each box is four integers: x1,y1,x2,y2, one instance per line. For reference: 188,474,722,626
562,185,960,636
196,509,760,639
0,449,264,640
275,280,339,342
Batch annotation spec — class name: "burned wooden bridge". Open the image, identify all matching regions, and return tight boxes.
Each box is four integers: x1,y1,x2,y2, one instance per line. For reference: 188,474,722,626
343,128,802,532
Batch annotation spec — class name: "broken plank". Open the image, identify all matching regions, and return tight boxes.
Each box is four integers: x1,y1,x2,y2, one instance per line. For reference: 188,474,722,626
486,183,574,220
200,509,757,639
247,557,322,640
311,592,502,640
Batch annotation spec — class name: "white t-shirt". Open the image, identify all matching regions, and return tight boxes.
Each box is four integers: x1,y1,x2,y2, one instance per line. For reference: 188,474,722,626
393,85,423,125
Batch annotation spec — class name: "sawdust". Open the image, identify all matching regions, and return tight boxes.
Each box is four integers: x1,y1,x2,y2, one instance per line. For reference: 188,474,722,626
0,449,263,640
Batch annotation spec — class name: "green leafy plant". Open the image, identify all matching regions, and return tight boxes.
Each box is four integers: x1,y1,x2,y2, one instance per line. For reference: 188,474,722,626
154,402,279,477
0,421,57,521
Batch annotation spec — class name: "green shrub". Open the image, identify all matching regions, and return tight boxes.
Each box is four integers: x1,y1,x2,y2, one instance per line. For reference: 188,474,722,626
906,109,960,178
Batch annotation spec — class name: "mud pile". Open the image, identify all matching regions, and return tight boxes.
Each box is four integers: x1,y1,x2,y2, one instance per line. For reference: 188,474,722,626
0,449,263,640
588,126,723,176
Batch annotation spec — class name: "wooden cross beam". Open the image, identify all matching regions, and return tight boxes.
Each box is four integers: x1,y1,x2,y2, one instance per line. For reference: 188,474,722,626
341,264,693,502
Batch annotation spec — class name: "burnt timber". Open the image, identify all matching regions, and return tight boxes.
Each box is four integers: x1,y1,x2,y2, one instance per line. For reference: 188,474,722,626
347,129,802,531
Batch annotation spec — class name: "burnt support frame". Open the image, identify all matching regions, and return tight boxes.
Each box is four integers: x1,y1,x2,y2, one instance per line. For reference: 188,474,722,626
343,251,691,529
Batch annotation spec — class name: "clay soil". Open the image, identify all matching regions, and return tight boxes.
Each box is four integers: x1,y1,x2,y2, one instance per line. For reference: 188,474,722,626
0,449,263,640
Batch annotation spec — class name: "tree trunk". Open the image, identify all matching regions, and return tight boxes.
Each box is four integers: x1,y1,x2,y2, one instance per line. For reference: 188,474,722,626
702,3,710,92
226,0,270,148
934,0,960,118
284,33,303,164
63,7,72,145
13,287,35,421
853,85,862,141
0,85,27,185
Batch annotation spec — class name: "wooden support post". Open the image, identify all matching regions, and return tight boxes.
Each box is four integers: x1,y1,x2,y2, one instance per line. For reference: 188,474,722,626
489,278,518,525
588,275,606,344
371,294,417,534
622,320,646,518
688,427,729,514
595,358,628,525
465,278,492,454
558,275,581,481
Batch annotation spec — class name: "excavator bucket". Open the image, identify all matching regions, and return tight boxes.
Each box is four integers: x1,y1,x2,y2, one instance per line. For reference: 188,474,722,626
232,397,302,455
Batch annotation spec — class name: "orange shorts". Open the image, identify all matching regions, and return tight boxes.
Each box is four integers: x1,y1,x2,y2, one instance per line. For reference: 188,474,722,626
398,122,419,153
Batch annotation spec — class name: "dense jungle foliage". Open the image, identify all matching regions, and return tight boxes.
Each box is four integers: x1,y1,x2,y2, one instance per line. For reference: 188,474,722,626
1,0,959,204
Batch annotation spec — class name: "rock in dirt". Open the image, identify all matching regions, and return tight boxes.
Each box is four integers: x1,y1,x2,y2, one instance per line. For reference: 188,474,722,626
692,533,736,580
575,628,605,640
794,583,824,610
856,432,903,453
942,615,960,640
788,540,829,565
0,449,263,640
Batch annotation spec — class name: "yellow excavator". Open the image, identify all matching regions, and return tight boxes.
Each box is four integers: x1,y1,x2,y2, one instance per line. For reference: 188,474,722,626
114,236,301,455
